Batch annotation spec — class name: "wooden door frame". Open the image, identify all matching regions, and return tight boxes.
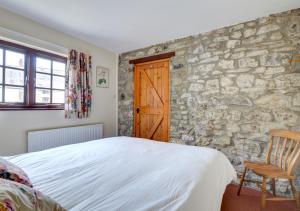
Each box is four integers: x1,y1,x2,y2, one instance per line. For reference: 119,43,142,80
131,52,175,141
129,52,175,64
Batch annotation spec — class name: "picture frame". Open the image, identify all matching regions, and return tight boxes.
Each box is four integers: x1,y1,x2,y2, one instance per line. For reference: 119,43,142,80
96,66,109,88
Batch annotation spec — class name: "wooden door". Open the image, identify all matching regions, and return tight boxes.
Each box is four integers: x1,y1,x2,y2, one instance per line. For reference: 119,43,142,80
134,58,170,142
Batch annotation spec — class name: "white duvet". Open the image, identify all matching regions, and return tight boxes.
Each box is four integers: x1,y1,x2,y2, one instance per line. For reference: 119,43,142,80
7,137,236,211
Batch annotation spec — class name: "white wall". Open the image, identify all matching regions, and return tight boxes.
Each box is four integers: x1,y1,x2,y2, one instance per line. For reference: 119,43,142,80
0,7,118,155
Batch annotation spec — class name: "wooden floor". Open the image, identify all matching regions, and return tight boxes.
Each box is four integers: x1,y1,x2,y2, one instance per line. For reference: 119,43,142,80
221,184,297,211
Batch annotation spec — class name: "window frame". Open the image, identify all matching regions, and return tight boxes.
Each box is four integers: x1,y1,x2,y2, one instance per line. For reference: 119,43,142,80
0,39,67,110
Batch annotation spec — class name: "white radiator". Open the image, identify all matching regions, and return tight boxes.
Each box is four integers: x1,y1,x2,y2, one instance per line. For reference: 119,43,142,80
27,124,103,152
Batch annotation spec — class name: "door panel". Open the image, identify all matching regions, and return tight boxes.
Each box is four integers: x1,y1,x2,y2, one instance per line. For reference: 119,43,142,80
134,59,170,142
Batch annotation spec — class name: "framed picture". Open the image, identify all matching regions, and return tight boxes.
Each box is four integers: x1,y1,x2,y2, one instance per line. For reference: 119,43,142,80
96,66,109,88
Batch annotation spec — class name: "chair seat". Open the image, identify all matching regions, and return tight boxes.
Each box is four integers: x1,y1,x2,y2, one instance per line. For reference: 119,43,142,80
244,161,295,179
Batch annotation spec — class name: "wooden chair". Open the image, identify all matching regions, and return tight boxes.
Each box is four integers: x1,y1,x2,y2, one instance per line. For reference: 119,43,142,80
237,129,300,211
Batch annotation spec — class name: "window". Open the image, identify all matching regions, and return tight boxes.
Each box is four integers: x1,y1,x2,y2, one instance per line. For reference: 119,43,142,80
0,40,67,110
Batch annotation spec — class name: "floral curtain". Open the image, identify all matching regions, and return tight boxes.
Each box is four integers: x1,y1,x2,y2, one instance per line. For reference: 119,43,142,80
65,49,92,118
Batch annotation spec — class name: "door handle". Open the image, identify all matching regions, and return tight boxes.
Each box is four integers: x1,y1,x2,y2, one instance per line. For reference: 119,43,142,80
136,108,140,113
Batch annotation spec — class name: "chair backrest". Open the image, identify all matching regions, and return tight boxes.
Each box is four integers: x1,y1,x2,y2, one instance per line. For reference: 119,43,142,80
266,129,300,175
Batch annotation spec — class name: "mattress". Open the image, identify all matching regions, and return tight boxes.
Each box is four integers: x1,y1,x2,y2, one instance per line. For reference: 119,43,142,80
7,136,236,211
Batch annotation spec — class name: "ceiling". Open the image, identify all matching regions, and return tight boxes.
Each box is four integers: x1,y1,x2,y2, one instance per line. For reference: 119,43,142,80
0,0,299,54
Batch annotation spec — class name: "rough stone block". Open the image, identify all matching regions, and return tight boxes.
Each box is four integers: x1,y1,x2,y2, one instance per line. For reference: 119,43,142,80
212,136,231,147
244,28,257,38
213,36,229,42
206,79,220,90
236,74,255,88
238,58,258,68
199,56,219,64
227,40,241,49
293,93,300,106
257,24,280,34
189,83,204,92
231,31,242,39
220,77,234,87
254,94,292,108
218,60,235,69
265,67,285,75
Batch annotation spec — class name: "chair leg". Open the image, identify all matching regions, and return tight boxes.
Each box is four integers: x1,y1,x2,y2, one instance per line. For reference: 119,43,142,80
261,176,267,211
271,178,276,197
290,179,300,211
237,167,247,196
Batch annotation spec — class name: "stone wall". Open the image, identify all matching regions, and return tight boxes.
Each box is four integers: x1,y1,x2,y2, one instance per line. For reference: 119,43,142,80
118,9,300,194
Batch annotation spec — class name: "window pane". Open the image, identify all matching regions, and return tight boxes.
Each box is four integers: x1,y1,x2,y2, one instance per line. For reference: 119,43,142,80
36,57,51,73
52,76,65,89
0,67,2,84
36,89,50,103
52,90,64,103
0,49,3,65
36,73,51,88
0,85,2,102
5,86,24,103
5,50,25,69
53,61,66,76
5,69,24,85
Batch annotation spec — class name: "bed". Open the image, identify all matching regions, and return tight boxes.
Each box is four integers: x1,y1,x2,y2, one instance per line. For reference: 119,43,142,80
6,136,236,211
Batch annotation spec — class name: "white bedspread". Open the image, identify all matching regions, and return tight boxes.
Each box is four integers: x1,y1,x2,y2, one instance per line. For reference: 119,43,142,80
7,137,236,211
